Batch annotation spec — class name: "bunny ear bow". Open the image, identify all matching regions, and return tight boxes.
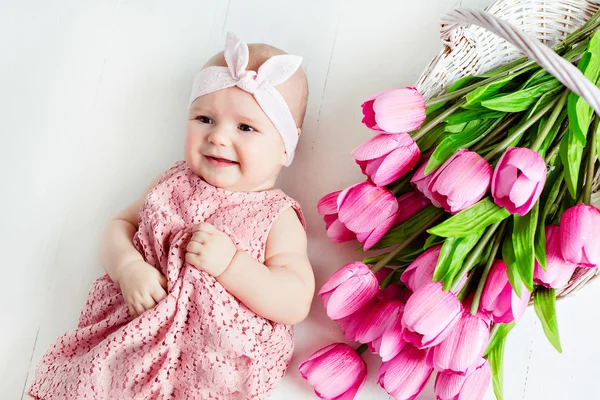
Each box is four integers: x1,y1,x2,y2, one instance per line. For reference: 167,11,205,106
189,32,302,166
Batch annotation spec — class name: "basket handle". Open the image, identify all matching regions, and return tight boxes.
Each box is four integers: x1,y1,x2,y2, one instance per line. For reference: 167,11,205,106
442,8,600,115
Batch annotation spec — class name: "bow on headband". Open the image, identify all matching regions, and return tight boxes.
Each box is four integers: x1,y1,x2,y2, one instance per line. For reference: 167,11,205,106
189,32,302,166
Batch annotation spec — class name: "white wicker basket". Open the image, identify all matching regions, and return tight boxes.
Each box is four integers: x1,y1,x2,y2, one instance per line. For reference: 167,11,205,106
415,0,600,297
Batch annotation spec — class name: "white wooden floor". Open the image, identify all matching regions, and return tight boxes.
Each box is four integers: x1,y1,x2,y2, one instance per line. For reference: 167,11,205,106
2,0,600,399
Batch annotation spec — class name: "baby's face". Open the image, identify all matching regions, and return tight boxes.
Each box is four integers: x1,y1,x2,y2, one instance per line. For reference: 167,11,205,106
185,87,288,192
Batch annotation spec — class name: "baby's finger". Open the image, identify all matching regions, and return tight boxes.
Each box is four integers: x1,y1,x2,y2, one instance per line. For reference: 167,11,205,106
193,222,217,234
186,240,203,254
157,273,168,291
191,231,210,244
151,286,168,303
140,294,157,312
127,303,137,318
133,302,146,316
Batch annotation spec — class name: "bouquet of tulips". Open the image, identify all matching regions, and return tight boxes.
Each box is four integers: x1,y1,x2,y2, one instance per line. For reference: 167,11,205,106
299,10,600,400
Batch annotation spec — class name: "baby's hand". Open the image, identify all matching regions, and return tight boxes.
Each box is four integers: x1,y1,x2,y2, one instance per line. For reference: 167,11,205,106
117,259,168,317
185,222,237,277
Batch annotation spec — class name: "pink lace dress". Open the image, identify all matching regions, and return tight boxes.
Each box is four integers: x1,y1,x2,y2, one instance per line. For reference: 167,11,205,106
28,160,305,399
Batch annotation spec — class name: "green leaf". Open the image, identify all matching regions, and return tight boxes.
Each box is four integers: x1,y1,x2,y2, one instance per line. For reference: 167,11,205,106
488,334,507,400
444,122,467,133
434,231,484,290
371,206,442,250
416,124,447,153
535,110,567,157
567,31,600,145
424,234,444,249
444,108,505,125
362,245,421,265
481,78,562,112
428,198,510,238
465,74,515,105
449,75,482,92
425,118,500,174
534,287,563,353
484,322,516,356
502,222,523,298
524,86,564,120
512,202,539,292
534,222,547,271
560,127,585,199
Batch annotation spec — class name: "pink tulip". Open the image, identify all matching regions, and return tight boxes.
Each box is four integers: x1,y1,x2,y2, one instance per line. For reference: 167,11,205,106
368,303,406,362
428,149,493,214
337,182,399,250
361,87,426,134
492,147,547,216
411,161,443,208
402,282,463,349
394,191,431,226
480,260,530,324
401,245,442,292
377,344,433,400
560,204,600,268
336,299,377,342
535,225,578,288
299,343,367,400
355,212,397,250
319,262,379,320
337,182,399,234
434,358,492,400
430,312,490,374
318,190,356,243
352,133,421,187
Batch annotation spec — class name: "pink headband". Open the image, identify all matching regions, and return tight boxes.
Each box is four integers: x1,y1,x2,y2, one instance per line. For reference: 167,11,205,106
189,32,302,166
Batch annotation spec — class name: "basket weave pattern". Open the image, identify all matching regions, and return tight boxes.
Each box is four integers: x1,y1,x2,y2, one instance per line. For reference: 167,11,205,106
415,0,600,298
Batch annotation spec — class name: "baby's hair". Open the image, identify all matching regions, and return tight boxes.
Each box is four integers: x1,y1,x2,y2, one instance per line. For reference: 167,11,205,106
203,43,309,128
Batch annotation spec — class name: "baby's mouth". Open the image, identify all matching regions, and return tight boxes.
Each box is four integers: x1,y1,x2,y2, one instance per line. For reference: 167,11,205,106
204,155,239,166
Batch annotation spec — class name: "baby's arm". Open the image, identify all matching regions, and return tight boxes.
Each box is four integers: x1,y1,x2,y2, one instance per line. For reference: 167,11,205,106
100,175,168,316
216,208,315,325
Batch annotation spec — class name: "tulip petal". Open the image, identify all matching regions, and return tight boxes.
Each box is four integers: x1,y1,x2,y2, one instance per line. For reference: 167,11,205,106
395,191,430,226
402,282,463,348
352,133,412,161
370,143,421,186
318,190,342,215
401,245,442,292
319,262,367,295
325,273,379,320
337,182,399,233
509,174,539,208
534,225,577,288
354,300,403,343
458,360,492,400
326,218,356,243
378,345,432,400
432,313,490,374
372,87,426,133
357,212,397,250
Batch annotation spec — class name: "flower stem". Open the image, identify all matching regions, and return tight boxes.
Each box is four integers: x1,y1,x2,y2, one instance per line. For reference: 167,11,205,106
451,221,503,292
355,343,369,355
470,221,507,315
530,90,570,153
412,100,466,141
471,114,522,153
425,62,537,107
583,117,599,205
370,211,444,274
484,95,562,161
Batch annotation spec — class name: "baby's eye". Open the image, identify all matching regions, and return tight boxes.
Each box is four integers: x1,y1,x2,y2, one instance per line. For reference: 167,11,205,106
196,115,213,124
238,123,256,132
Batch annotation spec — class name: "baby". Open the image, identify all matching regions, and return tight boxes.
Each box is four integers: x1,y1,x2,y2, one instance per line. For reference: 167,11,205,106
28,33,314,399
